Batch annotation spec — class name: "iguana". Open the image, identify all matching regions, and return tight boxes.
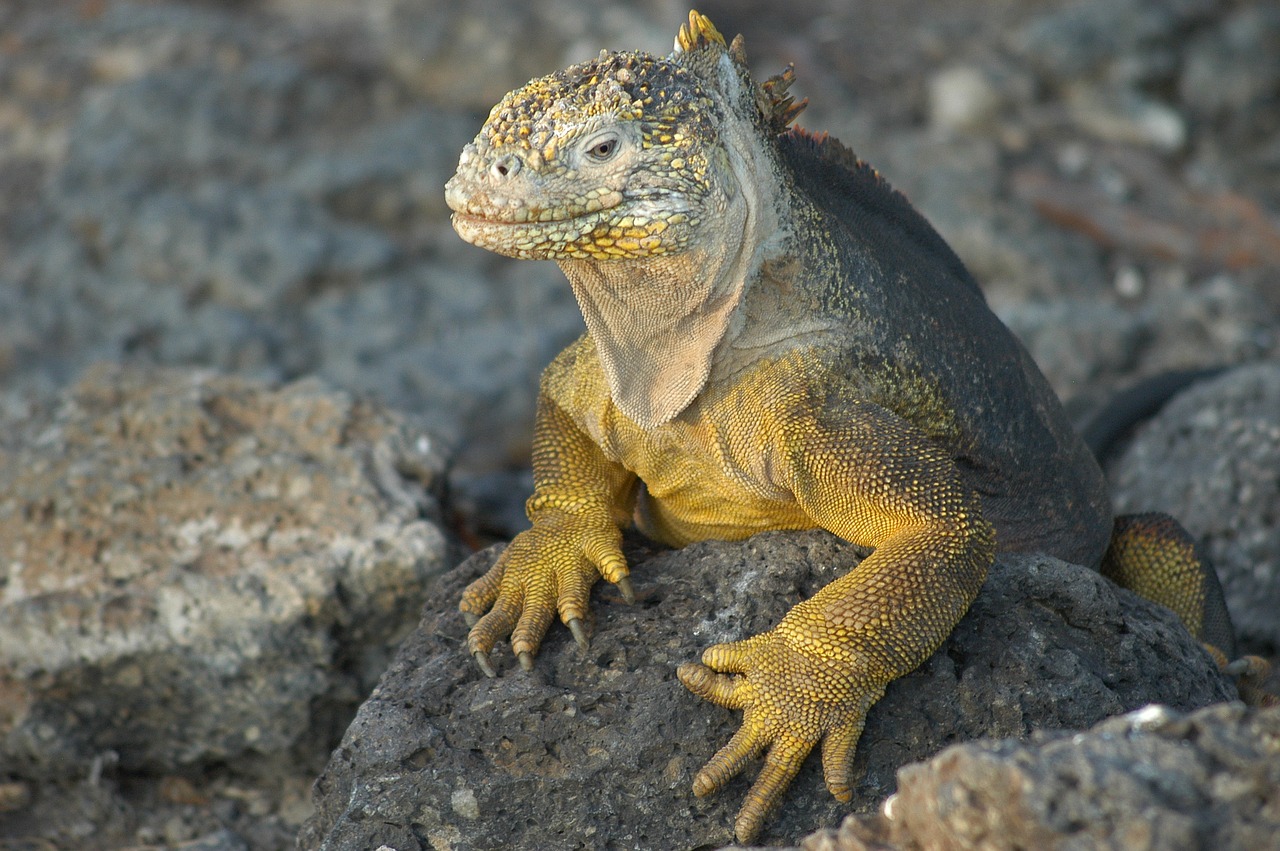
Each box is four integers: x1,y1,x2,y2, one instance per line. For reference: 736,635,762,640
443,10,1262,843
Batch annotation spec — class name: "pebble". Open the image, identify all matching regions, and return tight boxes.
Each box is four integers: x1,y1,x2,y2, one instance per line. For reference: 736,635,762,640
928,65,1002,134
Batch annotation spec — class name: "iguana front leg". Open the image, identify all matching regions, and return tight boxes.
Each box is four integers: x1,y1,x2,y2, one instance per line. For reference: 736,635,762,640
678,402,995,842
461,393,636,674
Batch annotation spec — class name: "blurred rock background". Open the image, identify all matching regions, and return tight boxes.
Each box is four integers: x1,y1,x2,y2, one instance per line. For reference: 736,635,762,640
0,0,1276,847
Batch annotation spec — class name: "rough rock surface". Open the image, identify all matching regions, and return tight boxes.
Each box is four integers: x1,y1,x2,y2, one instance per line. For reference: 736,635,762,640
299,533,1235,850
1108,362,1280,657
796,703,1280,851
0,365,451,836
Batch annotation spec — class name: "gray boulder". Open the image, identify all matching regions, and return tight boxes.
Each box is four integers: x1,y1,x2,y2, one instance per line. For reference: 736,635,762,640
1109,361,1280,656
0,364,453,779
802,702,1280,851
300,530,1234,850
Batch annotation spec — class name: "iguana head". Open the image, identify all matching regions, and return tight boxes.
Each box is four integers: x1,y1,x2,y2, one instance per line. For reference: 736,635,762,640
445,11,806,428
445,10,803,261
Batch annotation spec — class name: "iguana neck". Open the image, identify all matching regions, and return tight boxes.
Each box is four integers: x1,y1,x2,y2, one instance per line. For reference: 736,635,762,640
558,111,788,430
558,244,742,430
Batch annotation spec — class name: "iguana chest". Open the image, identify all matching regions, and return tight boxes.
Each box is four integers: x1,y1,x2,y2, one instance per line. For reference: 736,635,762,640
542,338,814,546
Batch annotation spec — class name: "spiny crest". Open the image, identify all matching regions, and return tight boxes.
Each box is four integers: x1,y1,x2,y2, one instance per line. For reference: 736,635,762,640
673,9,727,54
479,48,719,168
761,65,807,133
672,9,807,134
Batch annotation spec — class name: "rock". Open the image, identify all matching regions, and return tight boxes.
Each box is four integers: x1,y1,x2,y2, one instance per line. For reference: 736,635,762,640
0,3,583,476
998,279,1276,409
1179,6,1280,120
926,66,1002,135
1011,0,1220,86
299,260,581,472
300,531,1234,850
996,298,1147,399
378,0,670,110
870,128,1115,314
281,108,479,232
801,702,1280,851
1109,362,1280,655
0,364,454,780
1064,84,1186,152
1136,278,1277,377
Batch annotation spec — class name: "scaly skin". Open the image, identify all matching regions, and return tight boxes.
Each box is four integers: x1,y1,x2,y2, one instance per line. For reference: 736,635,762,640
445,9,1263,842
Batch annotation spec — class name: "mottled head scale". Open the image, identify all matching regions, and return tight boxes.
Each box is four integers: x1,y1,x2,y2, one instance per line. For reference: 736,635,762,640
445,10,807,261
480,48,721,172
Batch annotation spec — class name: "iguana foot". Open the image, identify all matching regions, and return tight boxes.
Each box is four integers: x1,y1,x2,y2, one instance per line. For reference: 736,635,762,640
1206,645,1279,707
460,516,628,674
677,630,882,843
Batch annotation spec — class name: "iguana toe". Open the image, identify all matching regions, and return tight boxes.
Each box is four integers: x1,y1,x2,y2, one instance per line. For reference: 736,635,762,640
1204,645,1278,706
688,716,767,797
677,660,748,710
459,556,505,620
1223,655,1267,678
820,718,861,802
1224,654,1279,707
735,737,810,843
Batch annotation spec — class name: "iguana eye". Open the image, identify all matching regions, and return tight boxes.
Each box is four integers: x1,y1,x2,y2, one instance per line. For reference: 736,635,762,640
585,136,619,161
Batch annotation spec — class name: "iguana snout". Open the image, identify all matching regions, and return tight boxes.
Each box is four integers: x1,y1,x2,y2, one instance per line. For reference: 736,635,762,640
445,127,639,259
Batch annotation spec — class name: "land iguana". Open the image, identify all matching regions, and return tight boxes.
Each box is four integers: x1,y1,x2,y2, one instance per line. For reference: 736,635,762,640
443,10,1265,842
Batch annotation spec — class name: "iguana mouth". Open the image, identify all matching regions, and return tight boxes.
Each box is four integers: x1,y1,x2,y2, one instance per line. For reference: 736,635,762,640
450,206,612,227
444,175,627,224
451,194,686,261
450,203,619,237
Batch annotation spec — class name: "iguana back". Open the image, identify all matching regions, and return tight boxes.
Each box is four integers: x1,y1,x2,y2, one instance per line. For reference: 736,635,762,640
765,128,1111,567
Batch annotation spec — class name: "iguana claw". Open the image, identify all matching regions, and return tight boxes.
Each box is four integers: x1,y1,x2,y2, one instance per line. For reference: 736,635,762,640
473,650,496,678
616,575,635,604
568,617,590,650
1224,656,1266,677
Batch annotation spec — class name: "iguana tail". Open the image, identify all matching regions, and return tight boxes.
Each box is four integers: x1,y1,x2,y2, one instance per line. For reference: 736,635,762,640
1103,513,1277,706
1080,367,1227,463
1101,512,1235,656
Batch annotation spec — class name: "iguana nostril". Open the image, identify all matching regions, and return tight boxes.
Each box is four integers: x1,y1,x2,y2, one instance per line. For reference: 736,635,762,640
492,155,521,179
